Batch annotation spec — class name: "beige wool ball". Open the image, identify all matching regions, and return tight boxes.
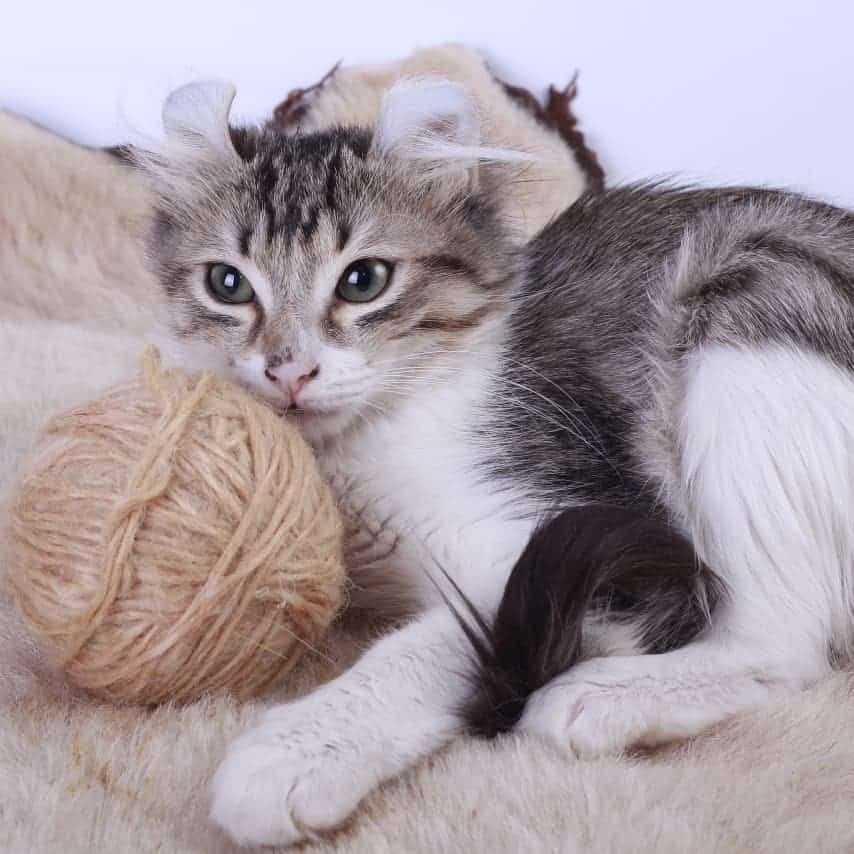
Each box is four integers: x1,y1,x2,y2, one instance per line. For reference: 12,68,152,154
7,349,344,705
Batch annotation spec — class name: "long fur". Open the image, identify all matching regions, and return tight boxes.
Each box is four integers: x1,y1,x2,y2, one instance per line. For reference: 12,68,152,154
451,506,721,737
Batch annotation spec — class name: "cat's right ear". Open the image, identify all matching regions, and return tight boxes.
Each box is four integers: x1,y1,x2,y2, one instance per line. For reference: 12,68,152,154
161,80,238,158
370,78,480,192
370,77,532,194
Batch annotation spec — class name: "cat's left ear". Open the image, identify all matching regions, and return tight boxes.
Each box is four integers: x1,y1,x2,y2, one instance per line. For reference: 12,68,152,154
371,78,528,191
162,80,238,158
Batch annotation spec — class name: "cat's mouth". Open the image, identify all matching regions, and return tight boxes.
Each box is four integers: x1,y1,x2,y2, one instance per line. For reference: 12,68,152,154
273,400,359,442
270,403,310,418
277,402,341,420
265,394,361,438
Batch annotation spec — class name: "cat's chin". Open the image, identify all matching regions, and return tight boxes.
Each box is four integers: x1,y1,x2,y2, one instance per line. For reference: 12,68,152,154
249,390,359,445
281,406,358,445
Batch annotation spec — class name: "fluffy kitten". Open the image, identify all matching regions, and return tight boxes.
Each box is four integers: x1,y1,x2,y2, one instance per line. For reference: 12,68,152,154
138,79,854,847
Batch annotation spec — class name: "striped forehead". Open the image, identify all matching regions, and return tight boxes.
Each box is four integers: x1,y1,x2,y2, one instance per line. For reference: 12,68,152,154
244,130,370,248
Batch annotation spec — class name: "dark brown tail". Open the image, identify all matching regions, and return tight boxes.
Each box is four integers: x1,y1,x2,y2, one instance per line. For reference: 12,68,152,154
446,505,722,738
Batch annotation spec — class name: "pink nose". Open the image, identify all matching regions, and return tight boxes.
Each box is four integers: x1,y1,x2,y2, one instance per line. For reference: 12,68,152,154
264,359,320,402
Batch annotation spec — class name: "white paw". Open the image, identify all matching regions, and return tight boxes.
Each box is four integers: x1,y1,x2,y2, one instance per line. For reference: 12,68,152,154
517,655,789,758
210,704,377,848
519,666,650,758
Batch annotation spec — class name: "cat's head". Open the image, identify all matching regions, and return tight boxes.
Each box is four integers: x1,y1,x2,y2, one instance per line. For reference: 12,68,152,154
138,78,528,442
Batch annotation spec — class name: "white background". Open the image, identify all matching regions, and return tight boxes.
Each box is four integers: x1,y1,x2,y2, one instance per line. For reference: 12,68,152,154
2,0,852,205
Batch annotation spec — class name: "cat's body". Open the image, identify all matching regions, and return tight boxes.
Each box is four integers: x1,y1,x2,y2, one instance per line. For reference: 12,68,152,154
316,186,740,613
139,80,854,846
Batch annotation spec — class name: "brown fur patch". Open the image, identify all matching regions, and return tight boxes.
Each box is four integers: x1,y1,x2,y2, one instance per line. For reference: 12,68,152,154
271,62,342,131
411,305,493,334
498,73,605,193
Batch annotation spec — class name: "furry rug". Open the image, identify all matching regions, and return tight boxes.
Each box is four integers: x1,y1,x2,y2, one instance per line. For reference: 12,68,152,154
6,663,854,853
2,46,854,853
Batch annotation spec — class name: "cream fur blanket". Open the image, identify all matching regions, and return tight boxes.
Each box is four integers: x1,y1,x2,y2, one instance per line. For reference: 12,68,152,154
2,46,854,853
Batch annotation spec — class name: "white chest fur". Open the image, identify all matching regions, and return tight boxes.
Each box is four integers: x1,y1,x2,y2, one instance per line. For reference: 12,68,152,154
318,372,538,615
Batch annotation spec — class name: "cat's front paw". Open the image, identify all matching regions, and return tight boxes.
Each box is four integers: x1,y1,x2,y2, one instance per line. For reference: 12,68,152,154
210,706,376,847
518,664,650,759
517,656,709,758
517,655,783,758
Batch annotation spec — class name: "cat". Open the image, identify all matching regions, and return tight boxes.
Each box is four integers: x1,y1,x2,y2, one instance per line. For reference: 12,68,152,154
136,79,854,847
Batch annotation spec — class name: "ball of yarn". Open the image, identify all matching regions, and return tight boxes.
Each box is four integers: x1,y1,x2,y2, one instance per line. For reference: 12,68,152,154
7,349,344,705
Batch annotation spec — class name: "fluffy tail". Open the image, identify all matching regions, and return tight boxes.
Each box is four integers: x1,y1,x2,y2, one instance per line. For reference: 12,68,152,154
451,505,722,737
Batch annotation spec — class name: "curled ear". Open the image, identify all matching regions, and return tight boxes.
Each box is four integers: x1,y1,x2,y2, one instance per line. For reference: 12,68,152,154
130,80,240,204
162,80,237,156
371,77,533,191
373,78,480,158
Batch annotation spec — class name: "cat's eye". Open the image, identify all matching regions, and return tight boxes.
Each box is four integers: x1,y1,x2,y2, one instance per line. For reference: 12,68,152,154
207,264,255,304
336,259,392,303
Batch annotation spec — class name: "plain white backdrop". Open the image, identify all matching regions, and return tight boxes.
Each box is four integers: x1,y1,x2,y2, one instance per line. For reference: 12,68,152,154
2,0,852,204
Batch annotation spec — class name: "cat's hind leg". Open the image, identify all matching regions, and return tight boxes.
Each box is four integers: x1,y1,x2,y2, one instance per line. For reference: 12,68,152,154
519,344,851,756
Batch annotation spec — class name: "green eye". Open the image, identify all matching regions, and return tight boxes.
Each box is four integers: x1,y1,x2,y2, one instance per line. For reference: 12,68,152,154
336,259,392,303
207,264,255,304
